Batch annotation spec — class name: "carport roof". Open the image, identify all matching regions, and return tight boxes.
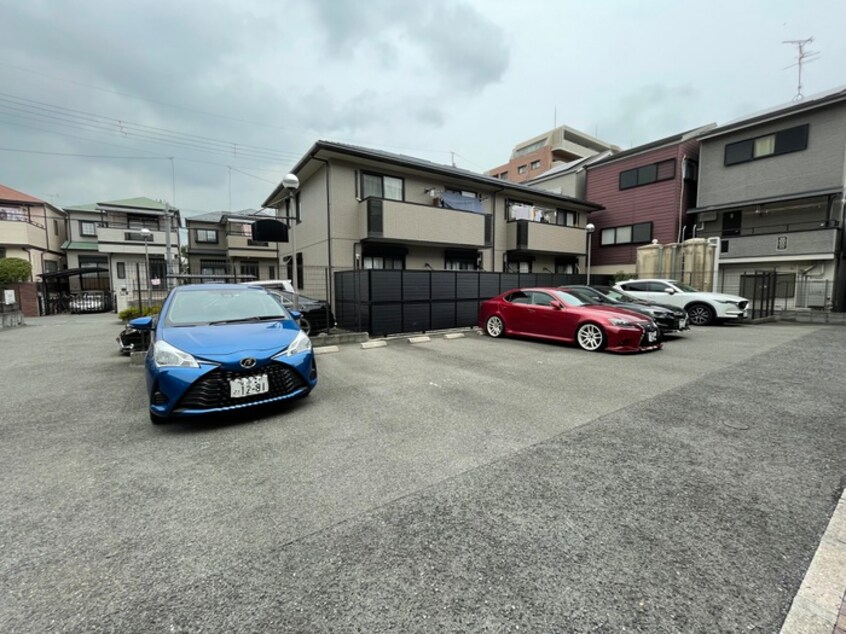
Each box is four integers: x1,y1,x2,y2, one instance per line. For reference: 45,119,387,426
39,267,109,279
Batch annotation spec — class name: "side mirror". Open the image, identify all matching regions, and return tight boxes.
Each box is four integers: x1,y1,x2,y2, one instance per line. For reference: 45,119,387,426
290,309,302,321
129,316,154,331
550,300,564,310
664,288,676,295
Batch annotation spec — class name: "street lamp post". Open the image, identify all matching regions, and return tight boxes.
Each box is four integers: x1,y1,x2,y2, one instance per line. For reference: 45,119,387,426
140,227,152,309
585,223,595,285
280,173,300,310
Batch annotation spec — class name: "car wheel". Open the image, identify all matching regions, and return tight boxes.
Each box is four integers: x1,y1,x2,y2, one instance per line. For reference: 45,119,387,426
485,315,505,338
576,323,606,351
149,410,168,425
299,316,312,336
686,303,715,326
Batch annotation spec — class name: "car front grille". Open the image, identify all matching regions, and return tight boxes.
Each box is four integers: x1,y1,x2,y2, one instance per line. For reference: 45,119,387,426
639,322,660,346
174,362,308,412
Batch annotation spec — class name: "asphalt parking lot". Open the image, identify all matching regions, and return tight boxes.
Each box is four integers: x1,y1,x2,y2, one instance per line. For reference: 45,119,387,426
1,314,845,633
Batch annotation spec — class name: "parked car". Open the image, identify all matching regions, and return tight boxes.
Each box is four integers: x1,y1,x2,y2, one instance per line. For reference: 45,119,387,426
241,281,336,336
479,287,661,353
70,291,106,314
613,279,749,326
116,322,150,354
130,284,317,424
561,285,690,334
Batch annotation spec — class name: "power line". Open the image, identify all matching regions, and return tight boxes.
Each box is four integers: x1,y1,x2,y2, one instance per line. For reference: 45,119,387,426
0,147,167,159
0,61,300,135
0,91,302,162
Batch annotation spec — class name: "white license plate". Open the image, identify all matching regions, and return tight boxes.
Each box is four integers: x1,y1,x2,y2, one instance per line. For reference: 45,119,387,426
680,318,687,328
647,331,657,343
230,374,269,398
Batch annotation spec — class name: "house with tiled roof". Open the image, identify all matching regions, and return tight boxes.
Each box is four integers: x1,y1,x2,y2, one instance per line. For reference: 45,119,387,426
184,208,280,282
0,183,67,280
61,197,180,311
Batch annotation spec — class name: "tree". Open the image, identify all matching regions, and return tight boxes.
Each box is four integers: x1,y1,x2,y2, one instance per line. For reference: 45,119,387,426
0,257,33,285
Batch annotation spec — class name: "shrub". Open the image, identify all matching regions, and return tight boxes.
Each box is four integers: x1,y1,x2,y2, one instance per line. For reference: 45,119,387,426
0,257,32,285
611,270,637,283
119,305,162,321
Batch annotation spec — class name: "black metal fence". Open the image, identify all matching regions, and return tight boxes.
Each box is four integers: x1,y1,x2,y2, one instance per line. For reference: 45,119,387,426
334,270,613,336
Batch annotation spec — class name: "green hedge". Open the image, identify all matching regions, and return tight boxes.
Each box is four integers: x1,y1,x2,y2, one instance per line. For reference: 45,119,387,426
119,305,162,321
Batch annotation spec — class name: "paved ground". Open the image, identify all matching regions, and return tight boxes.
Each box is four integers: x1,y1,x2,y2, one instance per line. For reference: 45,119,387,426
1,314,844,633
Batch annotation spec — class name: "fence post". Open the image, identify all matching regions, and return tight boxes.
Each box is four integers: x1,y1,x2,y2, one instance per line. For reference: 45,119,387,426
136,262,143,313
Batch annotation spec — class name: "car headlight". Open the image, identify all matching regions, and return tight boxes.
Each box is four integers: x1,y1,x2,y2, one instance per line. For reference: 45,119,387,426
153,340,200,368
276,330,312,358
715,299,739,305
609,318,641,328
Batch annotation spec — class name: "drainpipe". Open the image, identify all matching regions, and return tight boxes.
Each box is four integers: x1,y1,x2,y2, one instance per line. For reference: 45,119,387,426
677,154,688,244
312,157,333,307
492,186,504,271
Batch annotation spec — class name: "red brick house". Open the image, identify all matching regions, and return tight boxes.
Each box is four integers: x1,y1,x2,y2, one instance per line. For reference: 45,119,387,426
583,125,715,275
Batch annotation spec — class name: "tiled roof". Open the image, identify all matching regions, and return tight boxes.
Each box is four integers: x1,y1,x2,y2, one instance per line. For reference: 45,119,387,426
0,184,44,204
64,196,168,212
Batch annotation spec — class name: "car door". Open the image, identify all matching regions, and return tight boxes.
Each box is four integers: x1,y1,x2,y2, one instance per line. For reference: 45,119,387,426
499,290,534,334
527,291,565,339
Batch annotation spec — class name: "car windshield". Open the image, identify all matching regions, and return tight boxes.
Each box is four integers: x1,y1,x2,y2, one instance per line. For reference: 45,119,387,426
551,290,590,306
165,288,290,326
561,289,602,305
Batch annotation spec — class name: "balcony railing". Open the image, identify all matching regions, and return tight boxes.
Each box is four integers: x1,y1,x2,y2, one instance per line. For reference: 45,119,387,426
697,218,838,239
717,226,839,260
506,219,586,254
361,198,491,247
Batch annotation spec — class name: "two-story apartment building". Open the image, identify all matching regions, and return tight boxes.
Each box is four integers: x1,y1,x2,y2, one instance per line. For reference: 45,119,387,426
486,125,619,184
261,140,603,299
185,209,281,282
0,184,67,279
62,197,180,309
583,124,716,276
689,86,846,311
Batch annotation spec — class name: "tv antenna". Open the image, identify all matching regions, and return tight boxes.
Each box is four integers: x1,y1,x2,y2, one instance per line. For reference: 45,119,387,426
783,37,820,101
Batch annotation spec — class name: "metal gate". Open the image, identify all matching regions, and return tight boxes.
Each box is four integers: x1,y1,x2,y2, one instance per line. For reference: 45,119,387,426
739,270,777,320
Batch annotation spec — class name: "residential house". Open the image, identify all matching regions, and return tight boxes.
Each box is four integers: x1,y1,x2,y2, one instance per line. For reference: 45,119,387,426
583,124,716,276
0,184,67,279
524,151,615,199
261,140,603,300
184,209,281,282
486,125,619,184
62,197,180,311
689,86,846,311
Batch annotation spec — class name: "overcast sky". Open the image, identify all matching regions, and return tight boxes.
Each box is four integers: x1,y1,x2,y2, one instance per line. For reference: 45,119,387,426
1,0,843,217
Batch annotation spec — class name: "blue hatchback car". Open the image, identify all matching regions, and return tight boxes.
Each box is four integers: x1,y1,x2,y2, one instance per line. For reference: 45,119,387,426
130,284,317,424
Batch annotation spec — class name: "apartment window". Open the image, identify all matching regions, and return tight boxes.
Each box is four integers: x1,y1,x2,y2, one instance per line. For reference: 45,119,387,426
53,219,59,235
499,172,508,179
268,266,276,279
600,222,653,246
362,255,404,270
126,214,158,230
116,262,126,279
200,260,228,280
724,124,809,166
362,173,404,201
445,249,479,270
555,261,575,274
44,260,58,273
0,206,27,221
530,160,541,170
240,261,259,281
79,255,107,268
150,256,166,282
619,159,676,190
80,221,98,237
517,165,528,175
196,228,218,243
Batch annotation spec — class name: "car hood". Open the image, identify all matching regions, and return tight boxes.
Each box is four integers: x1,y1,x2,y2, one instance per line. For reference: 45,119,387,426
611,301,672,315
160,320,302,357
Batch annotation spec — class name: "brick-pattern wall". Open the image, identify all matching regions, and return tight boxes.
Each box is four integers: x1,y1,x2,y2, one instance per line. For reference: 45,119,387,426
13,283,38,317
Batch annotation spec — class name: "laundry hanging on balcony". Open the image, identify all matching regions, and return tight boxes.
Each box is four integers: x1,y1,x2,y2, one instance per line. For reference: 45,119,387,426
440,191,485,214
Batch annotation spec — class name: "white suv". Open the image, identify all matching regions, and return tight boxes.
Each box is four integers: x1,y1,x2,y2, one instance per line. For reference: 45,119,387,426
613,279,748,326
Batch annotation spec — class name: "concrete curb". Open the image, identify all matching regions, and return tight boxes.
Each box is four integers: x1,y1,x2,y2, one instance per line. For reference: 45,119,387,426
360,340,387,350
313,345,340,355
408,336,431,344
780,488,846,633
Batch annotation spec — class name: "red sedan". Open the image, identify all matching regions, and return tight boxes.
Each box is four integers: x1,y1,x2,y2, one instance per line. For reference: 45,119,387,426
478,287,662,353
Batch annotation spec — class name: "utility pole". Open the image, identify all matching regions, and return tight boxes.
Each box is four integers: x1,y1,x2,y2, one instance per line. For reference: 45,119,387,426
163,202,173,291
783,37,820,102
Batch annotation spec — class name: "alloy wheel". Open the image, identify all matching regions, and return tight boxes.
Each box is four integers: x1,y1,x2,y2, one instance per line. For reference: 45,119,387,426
577,323,605,351
486,315,504,338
